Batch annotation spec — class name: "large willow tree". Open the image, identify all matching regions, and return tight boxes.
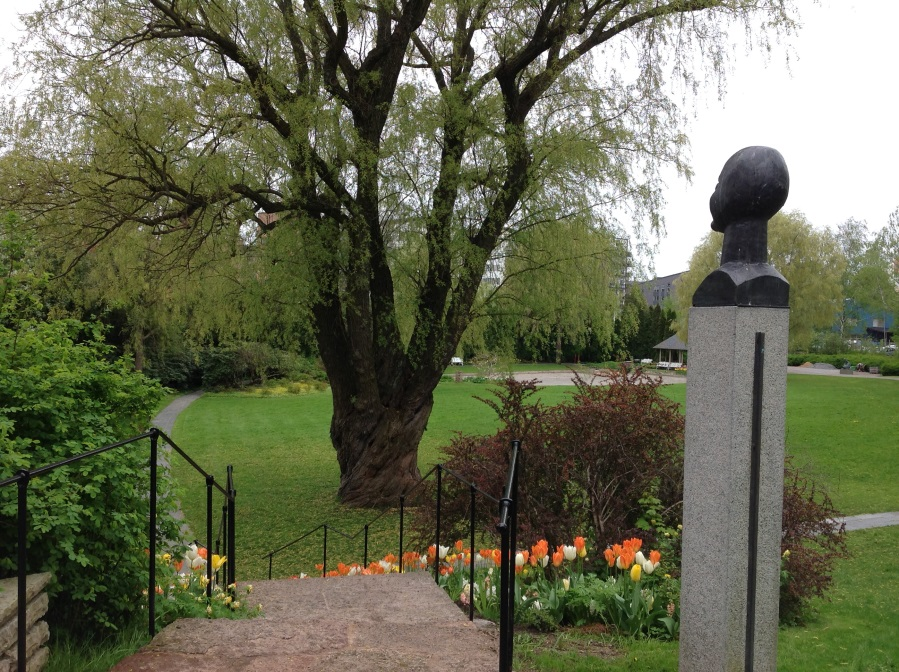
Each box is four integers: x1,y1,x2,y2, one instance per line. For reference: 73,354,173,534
2,0,797,505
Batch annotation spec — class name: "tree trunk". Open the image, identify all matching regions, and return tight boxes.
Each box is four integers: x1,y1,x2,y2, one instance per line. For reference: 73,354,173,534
331,390,434,507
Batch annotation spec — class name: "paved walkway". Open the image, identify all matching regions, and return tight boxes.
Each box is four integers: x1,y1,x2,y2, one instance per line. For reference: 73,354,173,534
110,572,498,672
153,391,203,434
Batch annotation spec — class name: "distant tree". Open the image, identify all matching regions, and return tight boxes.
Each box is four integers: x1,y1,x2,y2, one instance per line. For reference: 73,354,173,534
673,211,845,351
834,218,871,338
3,0,800,505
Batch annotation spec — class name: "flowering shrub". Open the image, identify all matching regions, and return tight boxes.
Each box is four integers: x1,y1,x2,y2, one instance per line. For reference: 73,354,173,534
150,544,261,628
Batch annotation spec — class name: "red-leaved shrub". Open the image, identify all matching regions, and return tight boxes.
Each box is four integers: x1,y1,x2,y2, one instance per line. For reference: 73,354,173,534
415,368,684,550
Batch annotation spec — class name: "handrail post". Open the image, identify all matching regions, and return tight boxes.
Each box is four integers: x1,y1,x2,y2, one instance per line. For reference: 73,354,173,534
322,526,328,577
227,465,236,588
149,430,159,637
497,438,521,672
497,505,511,672
398,495,405,574
469,483,476,621
16,470,29,672
434,465,442,583
363,524,369,568
206,474,214,598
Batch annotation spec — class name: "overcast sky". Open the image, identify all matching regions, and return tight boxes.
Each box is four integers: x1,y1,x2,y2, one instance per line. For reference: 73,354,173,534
2,1,897,279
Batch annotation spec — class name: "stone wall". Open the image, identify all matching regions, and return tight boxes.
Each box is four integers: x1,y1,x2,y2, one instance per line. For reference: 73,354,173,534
0,573,51,672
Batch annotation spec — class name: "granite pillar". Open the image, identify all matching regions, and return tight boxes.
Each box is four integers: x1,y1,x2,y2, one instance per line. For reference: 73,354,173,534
678,306,788,672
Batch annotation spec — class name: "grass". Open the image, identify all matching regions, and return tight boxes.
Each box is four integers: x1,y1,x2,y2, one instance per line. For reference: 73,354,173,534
169,380,574,579
47,622,150,672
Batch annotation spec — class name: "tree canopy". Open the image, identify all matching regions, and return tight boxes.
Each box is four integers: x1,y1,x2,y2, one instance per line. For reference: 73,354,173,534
673,210,845,351
2,0,800,505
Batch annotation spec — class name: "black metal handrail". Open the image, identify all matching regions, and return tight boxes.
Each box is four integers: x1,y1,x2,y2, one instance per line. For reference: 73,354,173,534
496,439,521,672
0,427,235,672
261,440,520,672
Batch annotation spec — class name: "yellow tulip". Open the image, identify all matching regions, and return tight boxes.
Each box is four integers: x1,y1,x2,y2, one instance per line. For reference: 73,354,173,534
212,554,227,571
630,563,642,582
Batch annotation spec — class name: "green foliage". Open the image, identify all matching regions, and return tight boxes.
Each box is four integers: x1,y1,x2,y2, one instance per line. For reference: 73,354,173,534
0,224,178,635
786,352,895,372
144,343,327,390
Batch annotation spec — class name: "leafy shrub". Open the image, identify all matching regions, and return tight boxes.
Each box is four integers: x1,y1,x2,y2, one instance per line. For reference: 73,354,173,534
0,316,180,635
418,369,685,549
779,457,850,625
880,360,899,376
787,352,894,372
196,343,325,389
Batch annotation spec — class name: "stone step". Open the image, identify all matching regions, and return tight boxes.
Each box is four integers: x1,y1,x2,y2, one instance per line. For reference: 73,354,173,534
110,572,498,671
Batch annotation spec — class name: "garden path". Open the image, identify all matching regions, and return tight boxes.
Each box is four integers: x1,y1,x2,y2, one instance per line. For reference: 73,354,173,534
109,572,498,671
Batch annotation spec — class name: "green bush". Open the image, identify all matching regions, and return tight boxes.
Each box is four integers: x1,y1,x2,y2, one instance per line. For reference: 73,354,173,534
880,361,899,376
195,343,326,389
787,352,894,373
0,314,180,635
0,222,179,635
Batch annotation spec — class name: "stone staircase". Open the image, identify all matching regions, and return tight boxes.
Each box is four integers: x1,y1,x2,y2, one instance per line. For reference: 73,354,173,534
110,572,498,671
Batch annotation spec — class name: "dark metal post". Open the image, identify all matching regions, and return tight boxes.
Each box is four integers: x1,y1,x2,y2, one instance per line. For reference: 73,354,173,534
16,470,29,672
435,465,442,583
497,505,511,672
149,430,158,637
363,524,370,568
227,465,236,588
469,484,476,621
322,526,328,577
399,495,405,574
746,332,765,671
206,475,214,598
268,555,273,581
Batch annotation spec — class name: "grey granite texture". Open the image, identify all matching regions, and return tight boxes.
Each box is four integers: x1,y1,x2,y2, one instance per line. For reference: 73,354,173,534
679,306,789,672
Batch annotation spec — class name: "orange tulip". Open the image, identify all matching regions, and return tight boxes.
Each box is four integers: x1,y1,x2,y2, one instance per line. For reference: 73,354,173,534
603,548,616,567
492,548,502,566
455,539,464,552
552,549,564,568
649,550,661,565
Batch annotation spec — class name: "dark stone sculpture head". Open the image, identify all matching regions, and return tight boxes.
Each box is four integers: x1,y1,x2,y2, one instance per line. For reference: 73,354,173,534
692,146,790,308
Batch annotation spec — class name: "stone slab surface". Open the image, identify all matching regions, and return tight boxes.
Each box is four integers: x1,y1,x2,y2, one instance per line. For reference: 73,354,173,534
0,574,51,625
111,572,497,672
0,593,48,652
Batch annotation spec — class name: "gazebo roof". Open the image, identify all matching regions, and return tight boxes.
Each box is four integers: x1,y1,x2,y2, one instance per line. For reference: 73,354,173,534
653,334,687,351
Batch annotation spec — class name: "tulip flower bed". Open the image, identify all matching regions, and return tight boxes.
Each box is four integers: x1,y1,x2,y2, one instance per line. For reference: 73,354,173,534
306,536,680,639
148,544,262,629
